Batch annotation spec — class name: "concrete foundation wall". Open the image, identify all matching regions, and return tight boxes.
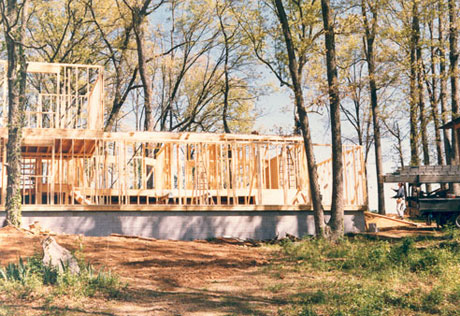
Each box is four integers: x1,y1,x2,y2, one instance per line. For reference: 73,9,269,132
0,211,365,240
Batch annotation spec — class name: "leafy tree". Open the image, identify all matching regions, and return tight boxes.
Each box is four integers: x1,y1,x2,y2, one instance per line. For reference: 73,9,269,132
360,0,386,214
0,0,29,227
266,0,327,238
320,0,344,239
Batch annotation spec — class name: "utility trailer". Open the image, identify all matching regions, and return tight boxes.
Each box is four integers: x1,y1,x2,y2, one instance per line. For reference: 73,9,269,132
384,165,460,228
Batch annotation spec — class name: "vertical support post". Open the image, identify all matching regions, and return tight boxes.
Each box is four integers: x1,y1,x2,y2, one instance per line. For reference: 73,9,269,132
342,147,349,207
51,141,55,205
282,145,288,205
59,139,63,205
232,142,237,205
71,139,74,205
257,143,263,205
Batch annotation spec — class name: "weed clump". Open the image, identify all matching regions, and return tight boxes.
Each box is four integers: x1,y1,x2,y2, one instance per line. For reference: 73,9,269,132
0,253,127,301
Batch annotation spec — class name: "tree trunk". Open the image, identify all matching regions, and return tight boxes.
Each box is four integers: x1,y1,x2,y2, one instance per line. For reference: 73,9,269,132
361,0,385,215
321,0,344,239
427,21,444,166
218,4,231,134
104,67,138,132
3,0,29,227
88,1,136,132
414,9,430,192
132,3,154,131
439,5,451,164
414,12,430,167
274,0,326,238
449,0,460,194
409,1,420,166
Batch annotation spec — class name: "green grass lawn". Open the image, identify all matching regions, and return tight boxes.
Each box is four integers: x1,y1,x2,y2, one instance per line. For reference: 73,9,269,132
264,229,460,316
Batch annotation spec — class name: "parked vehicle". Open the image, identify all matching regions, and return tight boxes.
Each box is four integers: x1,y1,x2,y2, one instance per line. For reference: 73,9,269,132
384,165,460,228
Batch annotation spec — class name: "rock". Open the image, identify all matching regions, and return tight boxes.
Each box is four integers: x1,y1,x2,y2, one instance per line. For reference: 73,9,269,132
42,236,80,274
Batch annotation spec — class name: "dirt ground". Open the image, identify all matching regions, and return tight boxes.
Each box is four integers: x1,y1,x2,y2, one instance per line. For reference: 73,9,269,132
0,226,281,316
0,219,444,316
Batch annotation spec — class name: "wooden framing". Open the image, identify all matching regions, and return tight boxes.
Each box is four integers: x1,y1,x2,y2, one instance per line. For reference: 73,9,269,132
0,61,368,211
0,60,103,130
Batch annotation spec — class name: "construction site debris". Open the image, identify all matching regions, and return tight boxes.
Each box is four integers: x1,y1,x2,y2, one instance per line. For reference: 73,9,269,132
364,211,419,232
27,221,56,236
109,233,157,242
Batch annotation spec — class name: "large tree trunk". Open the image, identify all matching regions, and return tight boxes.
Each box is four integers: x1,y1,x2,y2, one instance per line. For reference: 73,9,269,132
131,1,155,131
439,5,451,164
217,4,231,134
415,23,429,168
88,1,136,132
321,0,344,239
2,0,29,227
448,0,460,194
414,8,430,192
361,0,385,215
409,1,420,166
427,21,444,166
274,0,326,238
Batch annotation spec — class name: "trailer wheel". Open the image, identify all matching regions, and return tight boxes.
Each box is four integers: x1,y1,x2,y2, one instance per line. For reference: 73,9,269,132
454,214,460,228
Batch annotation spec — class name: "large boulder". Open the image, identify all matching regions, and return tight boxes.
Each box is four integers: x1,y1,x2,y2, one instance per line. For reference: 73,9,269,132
42,236,80,274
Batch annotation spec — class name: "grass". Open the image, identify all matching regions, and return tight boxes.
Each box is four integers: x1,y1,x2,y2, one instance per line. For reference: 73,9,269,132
266,228,460,316
0,252,127,308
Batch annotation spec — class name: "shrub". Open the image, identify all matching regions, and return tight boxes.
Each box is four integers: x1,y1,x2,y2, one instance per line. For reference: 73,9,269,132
0,255,127,300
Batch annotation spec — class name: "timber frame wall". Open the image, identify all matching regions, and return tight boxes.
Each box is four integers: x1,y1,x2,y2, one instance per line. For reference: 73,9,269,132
0,61,368,211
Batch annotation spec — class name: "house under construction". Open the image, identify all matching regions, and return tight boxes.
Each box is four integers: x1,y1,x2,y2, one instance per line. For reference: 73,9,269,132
0,61,368,239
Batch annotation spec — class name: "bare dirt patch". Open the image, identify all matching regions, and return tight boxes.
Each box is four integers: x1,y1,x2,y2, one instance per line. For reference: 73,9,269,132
0,228,282,316
0,223,449,316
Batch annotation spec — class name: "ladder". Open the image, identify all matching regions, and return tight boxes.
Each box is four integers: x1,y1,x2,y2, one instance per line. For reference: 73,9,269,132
194,144,212,205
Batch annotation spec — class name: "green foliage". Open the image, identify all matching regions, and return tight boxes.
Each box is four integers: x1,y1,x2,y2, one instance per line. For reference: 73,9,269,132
0,254,127,301
421,287,444,313
273,234,460,316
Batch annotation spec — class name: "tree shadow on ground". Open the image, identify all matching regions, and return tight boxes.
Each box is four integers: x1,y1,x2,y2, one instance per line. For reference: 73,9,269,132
0,301,116,316
120,286,288,316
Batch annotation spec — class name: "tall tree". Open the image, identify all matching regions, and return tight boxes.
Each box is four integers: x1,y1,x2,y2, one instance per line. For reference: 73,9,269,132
321,0,344,239
216,0,234,133
87,0,139,131
0,0,29,227
425,18,444,166
28,0,101,64
448,0,460,195
438,1,451,164
123,0,165,131
361,0,385,214
414,2,430,171
409,0,420,166
449,0,459,165
273,0,326,238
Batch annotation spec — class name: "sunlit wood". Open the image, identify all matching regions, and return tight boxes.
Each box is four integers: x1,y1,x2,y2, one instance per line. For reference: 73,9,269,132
0,61,367,211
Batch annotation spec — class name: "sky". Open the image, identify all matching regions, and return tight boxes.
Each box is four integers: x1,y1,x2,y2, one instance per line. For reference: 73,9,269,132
151,2,405,214
253,77,403,214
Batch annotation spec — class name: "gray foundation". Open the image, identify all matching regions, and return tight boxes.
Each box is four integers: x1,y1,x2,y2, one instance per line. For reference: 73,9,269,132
1,211,365,240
